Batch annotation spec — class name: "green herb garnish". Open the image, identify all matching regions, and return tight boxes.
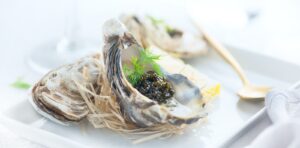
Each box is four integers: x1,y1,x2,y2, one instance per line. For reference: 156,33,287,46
11,78,31,89
147,15,164,26
147,15,176,35
165,25,176,34
123,48,163,86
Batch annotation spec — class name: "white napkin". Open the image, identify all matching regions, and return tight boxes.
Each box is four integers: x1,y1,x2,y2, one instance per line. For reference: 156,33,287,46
247,84,300,148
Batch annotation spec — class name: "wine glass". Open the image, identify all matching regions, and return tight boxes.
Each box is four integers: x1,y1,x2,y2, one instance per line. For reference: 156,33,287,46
27,0,97,74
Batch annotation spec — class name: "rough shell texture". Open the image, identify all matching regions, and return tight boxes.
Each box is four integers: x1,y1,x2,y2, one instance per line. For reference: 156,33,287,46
30,54,103,125
103,19,207,127
120,14,208,58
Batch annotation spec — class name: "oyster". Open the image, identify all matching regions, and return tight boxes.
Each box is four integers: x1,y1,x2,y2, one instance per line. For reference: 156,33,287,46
103,19,207,127
121,15,208,58
29,54,103,125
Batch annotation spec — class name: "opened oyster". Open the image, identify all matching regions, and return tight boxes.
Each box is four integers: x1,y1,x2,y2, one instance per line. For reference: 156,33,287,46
103,19,208,127
121,14,208,58
29,54,103,125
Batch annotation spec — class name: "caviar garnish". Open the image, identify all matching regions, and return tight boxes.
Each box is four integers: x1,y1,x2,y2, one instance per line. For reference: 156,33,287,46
135,71,175,104
166,28,183,38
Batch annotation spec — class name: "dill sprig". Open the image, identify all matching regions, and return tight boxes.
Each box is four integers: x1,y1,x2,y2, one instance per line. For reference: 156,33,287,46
123,48,162,86
11,78,31,89
147,15,164,26
147,15,176,35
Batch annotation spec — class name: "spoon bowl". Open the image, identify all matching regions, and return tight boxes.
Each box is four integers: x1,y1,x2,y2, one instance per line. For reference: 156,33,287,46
238,84,271,100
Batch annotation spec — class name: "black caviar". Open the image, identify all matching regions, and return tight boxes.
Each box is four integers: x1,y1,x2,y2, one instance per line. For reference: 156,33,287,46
134,71,175,104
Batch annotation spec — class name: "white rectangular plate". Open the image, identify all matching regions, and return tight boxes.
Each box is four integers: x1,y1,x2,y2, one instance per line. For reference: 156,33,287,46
3,48,300,148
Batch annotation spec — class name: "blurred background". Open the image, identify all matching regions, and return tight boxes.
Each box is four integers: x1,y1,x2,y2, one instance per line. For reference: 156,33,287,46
0,0,300,109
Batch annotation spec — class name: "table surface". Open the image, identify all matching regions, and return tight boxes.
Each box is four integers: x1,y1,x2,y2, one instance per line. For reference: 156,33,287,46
0,0,299,147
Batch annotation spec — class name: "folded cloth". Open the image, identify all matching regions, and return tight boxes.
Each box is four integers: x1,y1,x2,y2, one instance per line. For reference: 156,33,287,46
247,83,300,148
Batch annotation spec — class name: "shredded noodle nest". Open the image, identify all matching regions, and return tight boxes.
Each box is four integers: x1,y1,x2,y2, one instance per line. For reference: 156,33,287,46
70,55,215,144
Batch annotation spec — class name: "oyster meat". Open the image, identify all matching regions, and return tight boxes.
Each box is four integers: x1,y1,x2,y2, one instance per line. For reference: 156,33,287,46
121,14,208,58
103,19,207,127
30,54,103,125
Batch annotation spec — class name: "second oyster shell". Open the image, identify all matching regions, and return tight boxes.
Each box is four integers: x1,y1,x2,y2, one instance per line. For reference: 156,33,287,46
30,54,103,125
121,14,208,58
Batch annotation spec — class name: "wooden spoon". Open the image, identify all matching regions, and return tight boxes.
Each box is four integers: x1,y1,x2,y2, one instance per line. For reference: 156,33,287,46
191,21,271,100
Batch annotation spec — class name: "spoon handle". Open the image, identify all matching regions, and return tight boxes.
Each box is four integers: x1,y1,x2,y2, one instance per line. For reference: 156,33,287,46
197,26,250,85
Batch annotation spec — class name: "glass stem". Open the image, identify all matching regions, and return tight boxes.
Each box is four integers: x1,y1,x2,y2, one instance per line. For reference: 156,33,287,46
57,0,79,54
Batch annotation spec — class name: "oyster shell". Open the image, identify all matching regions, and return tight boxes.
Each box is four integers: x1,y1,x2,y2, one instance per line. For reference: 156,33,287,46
103,19,207,127
121,15,208,58
30,54,103,125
